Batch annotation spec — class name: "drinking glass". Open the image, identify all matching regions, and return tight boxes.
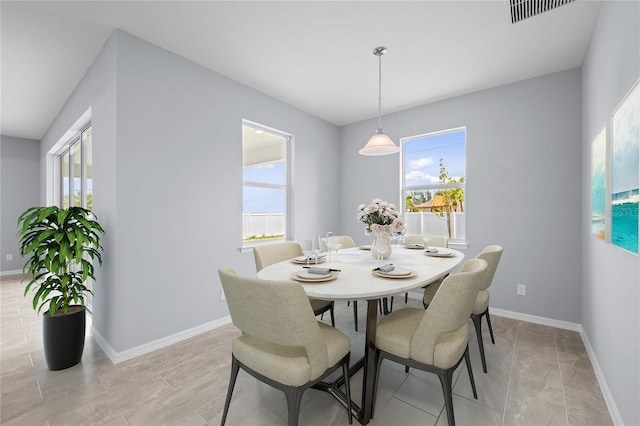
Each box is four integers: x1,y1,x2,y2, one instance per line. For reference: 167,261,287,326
302,240,313,266
312,237,321,265
325,232,334,261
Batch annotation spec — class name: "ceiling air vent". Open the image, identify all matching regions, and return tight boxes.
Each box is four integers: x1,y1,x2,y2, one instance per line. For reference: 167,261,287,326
509,0,575,23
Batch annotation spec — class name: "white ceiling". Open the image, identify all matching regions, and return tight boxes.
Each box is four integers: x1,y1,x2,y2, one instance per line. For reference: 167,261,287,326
1,0,602,141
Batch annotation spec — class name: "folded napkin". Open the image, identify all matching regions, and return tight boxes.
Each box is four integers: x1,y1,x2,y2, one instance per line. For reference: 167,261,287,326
425,248,439,253
376,264,395,273
307,267,332,275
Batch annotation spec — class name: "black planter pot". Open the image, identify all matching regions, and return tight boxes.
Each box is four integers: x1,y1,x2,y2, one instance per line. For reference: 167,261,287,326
42,305,86,371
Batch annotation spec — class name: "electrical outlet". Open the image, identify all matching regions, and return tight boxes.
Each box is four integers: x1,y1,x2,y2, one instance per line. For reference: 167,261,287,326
517,284,526,296
220,289,226,301
5,254,12,261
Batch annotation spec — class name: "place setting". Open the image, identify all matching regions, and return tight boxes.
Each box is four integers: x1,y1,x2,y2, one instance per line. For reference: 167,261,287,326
424,247,456,258
291,266,340,283
371,263,417,279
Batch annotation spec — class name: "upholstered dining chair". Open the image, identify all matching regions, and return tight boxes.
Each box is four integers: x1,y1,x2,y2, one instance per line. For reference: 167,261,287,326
253,242,335,327
372,258,488,426
218,268,352,426
469,245,503,373
423,244,503,374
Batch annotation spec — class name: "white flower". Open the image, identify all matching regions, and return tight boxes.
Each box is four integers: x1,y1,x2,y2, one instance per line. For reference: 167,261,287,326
372,198,382,204
365,204,378,214
380,201,389,207
357,204,366,211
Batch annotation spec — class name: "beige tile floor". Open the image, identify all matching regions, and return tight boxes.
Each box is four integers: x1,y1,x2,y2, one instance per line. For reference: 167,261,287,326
1,274,612,425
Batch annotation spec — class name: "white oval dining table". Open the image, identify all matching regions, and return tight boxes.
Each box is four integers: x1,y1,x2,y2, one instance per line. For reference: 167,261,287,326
257,245,464,425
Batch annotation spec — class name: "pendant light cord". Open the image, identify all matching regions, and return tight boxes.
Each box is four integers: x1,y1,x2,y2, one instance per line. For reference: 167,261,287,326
377,52,383,131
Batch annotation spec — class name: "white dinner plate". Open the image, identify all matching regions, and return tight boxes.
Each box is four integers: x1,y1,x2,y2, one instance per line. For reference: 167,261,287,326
403,244,424,249
292,270,339,283
292,255,326,264
359,245,371,251
425,250,456,258
373,267,417,279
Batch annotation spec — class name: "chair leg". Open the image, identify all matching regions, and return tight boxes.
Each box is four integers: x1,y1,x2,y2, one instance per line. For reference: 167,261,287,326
341,355,353,424
404,292,408,303
221,355,240,426
329,303,335,327
463,345,478,399
437,368,456,426
404,365,409,374
485,308,496,344
471,313,487,373
353,301,358,332
284,386,304,426
389,296,394,313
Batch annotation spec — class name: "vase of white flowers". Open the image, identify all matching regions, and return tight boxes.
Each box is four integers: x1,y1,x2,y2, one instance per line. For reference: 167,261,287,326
357,198,405,259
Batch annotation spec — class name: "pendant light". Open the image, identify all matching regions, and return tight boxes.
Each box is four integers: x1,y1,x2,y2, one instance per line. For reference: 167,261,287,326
359,46,400,156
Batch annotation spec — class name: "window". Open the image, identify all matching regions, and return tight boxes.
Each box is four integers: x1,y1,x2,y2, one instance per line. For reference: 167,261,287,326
402,127,466,245
59,124,93,210
242,121,290,246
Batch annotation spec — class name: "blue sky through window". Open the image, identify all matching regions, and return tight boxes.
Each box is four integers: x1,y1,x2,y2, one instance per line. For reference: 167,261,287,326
404,130,465,186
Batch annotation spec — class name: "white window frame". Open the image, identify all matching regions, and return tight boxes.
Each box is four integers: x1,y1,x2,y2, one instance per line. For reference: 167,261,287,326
241,120,293,251
56,123,92,209
400,127,467,248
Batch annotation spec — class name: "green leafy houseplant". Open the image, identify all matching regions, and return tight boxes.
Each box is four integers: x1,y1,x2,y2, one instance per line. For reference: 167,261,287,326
17,206,104,316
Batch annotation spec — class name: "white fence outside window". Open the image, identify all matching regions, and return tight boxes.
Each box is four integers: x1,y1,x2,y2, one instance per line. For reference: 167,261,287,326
243,213,285,239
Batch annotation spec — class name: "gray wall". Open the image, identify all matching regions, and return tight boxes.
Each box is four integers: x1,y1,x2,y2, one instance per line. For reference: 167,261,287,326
581,1,639,424
339,69,583,323
39,30,340,353
0,136,40,273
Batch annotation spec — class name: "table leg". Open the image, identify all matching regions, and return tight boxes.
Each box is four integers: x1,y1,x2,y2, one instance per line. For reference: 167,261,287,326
360,299,378,425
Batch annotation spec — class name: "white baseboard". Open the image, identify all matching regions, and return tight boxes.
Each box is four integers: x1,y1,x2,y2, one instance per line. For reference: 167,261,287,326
490,307,581,331
489,307,622,424
90,315,233,364
0,270,23,277
579,328,624,425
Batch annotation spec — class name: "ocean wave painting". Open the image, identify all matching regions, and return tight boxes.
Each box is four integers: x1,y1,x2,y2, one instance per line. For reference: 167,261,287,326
611,83,639,254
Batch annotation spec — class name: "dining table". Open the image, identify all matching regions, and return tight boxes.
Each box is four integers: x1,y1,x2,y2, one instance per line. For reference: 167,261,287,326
256,245,464,425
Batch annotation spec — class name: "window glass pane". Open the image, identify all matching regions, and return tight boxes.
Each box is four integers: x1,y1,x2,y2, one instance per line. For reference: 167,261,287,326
243,161,285,185
61,152,70,209
70,140,81,207
402,128,466,242
243,186,285,242
84,127,93,210
404,131,465,186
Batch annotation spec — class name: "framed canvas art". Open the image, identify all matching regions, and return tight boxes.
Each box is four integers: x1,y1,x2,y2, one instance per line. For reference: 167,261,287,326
611,81,639,254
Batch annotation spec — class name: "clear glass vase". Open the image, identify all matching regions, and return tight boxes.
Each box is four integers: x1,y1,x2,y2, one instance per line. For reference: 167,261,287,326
371,234,392,260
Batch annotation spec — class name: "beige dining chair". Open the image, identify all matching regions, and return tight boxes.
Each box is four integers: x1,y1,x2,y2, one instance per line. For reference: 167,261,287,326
253,241,335,327
423,244,503,373
218,268,352,426
372,258,487,426
470,245,503,373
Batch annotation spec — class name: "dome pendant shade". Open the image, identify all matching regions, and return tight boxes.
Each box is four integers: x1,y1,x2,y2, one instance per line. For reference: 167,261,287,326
360,46,399,156
359,130,400,156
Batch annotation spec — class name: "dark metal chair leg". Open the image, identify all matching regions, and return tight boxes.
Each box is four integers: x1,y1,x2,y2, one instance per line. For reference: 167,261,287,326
437,368,456,426
471,313,488,373
485,308,496,344
404,365,409,374
463,345,477,399
221,355,240,426
404,292,408,303
284,387,304,426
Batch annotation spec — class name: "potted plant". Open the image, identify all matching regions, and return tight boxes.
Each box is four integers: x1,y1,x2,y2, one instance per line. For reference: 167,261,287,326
17,206,104,371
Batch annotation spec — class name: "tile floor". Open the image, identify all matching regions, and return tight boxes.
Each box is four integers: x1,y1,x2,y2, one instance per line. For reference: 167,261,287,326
1,274,612,425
